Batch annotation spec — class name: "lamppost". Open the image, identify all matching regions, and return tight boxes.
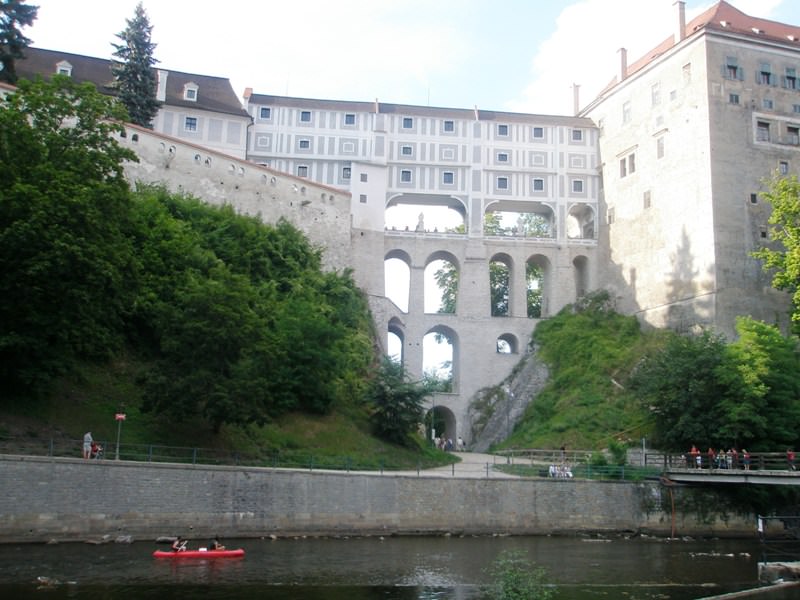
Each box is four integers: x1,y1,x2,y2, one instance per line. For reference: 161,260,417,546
114,411,126,460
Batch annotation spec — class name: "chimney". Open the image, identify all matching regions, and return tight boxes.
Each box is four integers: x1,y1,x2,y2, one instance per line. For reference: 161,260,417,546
156,69,168,102
618,48,628,82
243,87,252,100
674,1,686,43
572,83,580,116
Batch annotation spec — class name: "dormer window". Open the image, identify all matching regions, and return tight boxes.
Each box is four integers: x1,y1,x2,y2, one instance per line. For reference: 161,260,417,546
55,60,72,77
183,82,199,102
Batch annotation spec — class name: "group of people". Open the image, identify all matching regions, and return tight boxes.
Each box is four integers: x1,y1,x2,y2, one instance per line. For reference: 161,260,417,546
687,445,750,470
434,436,466,452
548,463,573,478
82,432,102,460
172,536,225,552
687,446,799,471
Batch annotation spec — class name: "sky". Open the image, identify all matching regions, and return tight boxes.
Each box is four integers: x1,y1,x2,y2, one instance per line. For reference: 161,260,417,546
23,0,795,116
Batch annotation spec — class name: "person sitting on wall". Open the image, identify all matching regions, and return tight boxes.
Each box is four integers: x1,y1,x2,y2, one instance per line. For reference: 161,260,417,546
172,536,188,552
209,536,225,550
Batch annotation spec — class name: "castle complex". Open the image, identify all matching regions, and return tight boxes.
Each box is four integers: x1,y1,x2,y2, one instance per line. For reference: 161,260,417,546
11,1,797,444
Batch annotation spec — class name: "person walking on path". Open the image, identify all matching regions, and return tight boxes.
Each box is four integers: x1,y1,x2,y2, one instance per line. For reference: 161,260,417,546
83,431,93,459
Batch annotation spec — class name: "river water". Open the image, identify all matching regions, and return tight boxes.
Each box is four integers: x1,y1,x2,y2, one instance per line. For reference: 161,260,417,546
0,534,794,599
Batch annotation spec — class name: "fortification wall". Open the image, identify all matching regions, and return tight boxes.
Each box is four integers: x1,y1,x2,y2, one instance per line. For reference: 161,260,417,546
117,125,353,271
0,456,752,543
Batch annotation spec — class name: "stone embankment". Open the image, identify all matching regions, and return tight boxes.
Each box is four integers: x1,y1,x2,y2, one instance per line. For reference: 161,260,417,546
0,453,754,544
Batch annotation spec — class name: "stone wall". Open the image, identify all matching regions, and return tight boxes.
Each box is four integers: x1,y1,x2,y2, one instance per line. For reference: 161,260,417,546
0,456,753,543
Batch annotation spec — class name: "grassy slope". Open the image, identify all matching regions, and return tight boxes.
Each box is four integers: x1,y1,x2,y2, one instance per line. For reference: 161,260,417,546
497,303,669,451
0,352,452,470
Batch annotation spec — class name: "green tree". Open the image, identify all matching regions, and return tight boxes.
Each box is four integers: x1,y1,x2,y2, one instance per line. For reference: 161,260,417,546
483,550,553,600
366,357,430,446
0,76,137,398
630,330,728,451
717,317,800,449
111,2,159,128
752,174,800,332
0,0,38,84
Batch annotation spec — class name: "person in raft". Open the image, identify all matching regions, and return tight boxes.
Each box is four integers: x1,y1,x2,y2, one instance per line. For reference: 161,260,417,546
209,536,225,550
172,537,188,552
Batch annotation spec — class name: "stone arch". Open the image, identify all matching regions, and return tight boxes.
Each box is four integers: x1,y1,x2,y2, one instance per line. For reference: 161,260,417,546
489,252,513,316
385,193,468,232
423,324,459,392
566,202,596,239
424,250,460,314
496,333,519,354
527,254,552,318
425,403,457,446
387,317,405,363
384,249,412,312
483,200,556,238
573,255,590,299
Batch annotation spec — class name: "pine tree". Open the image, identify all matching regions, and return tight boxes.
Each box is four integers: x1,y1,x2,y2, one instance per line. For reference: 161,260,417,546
0,0,38,84
111,2,159,127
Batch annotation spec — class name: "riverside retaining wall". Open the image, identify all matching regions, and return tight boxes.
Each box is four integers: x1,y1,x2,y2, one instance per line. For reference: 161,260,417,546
0,455,753,543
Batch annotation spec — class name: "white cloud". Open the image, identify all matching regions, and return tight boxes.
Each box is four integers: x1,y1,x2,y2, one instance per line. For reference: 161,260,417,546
506,0,789,115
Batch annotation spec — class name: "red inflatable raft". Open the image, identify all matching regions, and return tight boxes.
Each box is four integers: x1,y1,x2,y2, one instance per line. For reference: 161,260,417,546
153,548,245,559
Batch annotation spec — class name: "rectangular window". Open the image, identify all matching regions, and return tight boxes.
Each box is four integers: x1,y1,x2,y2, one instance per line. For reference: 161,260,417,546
532,178,544,191
607,207,615,224
620,153,636,177
260,107,271,119
644,190,651,209
532,126,544,139
497,124,509,136
780,161,789,175
360,173,368,182
359,194,367,203
758,63,773,85
757,121,771,142
497,176,509,189
729,93,740,104
184,88,197,101
341,141,355,153
788,126,800,145
298,138,310,149
300,110,312,122
571,129,583,142
750,193,758,204
622,101,631,124
442,171,454,185
785,68,798,90
794,104,800,114
724,56,743,80
572,179,584,193
342,167,351,179
651,82,661,106
402,117,413,129
763,98,774,110
657,136,665,159
401,145,413,156
443,120,454,132
344,113,356,125
497,152,509,162
184,117,197,132
400,169,412,183
297,165,308,177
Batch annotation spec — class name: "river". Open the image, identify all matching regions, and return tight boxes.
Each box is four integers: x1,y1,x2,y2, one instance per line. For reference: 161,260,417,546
0,534,794,599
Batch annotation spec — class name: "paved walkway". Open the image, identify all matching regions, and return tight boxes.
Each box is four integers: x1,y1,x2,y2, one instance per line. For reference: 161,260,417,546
390,452,522,479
